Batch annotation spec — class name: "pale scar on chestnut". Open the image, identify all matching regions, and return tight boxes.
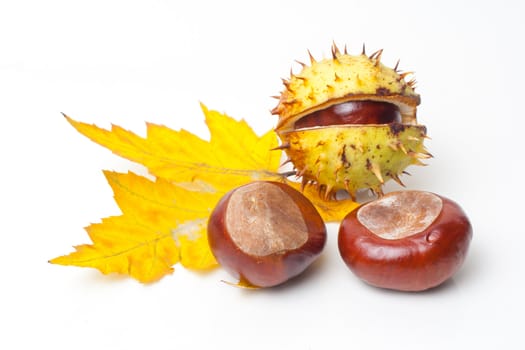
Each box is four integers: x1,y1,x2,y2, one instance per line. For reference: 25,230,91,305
225,182,309,256
357,191,443,240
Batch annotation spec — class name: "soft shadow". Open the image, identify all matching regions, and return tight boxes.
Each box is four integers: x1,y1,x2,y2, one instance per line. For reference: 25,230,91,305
72,269,132,286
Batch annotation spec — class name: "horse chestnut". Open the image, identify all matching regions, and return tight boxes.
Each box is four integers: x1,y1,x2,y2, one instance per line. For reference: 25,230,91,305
207,181,326,288
338,190,472,291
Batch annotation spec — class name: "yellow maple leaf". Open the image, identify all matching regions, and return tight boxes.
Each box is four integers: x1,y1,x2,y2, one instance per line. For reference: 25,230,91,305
64,104,283,193
50,171,220,283
53,105,359,283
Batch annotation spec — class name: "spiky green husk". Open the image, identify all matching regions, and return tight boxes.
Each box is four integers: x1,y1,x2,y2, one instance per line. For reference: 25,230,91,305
281,124,429,198
272,44,430,198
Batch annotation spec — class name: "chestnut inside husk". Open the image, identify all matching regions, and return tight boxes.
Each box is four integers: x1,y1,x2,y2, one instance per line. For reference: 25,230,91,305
295,101,402,129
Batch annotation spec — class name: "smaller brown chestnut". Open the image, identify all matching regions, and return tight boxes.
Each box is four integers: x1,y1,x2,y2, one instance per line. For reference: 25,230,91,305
338,190,472,291
207,181,327,288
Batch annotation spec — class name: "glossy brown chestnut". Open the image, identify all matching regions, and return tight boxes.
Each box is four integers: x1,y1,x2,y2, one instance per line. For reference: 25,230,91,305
294,100,401,129
338,190,472,291
208,181,327,288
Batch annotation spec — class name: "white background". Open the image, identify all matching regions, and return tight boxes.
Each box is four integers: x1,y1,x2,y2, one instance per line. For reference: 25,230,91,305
1,0,524,349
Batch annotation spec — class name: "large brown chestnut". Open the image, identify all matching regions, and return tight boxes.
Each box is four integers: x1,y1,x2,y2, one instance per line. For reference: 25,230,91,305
207,181,327,288
338,190,472,291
